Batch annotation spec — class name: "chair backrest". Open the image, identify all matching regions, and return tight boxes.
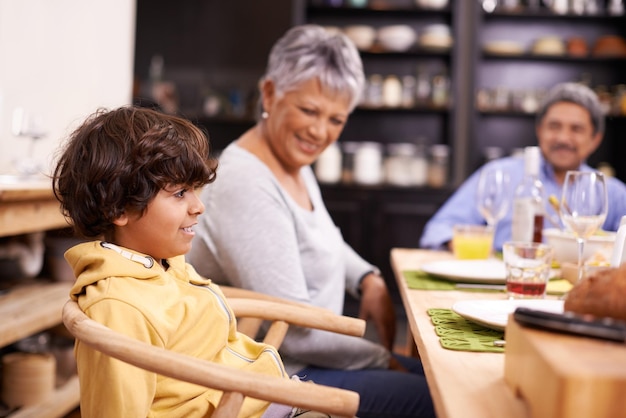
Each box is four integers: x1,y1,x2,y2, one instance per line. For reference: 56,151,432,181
62,299,361,418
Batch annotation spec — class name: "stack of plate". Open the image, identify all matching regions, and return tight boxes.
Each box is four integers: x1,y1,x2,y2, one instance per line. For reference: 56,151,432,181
532,36,566,56
377,25,417,52
483,40,525,56
419,24,453,50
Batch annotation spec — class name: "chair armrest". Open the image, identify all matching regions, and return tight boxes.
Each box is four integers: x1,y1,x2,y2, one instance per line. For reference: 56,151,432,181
62,300,359,418
227,298,365,338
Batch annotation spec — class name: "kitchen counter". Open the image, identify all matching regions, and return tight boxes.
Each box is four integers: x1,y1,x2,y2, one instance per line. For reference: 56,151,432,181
0,179,68,238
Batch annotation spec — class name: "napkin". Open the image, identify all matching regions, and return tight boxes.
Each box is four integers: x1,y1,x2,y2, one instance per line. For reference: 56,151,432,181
427,308,505,353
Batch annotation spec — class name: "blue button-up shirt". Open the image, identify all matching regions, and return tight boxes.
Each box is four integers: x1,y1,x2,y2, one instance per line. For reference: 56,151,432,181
419,155,626,251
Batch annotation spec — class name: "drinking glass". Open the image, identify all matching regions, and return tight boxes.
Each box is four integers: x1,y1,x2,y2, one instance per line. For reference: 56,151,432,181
476,167,511,228
559,171,608,283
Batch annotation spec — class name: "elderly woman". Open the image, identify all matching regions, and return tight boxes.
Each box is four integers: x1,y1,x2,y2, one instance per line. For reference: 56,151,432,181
188,25,435,417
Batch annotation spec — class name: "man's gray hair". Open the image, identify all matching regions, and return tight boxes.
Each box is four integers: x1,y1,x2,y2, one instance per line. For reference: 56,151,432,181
536,82,605,135
261,24,365,112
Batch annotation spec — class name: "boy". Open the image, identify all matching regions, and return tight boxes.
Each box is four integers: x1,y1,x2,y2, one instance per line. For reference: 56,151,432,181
52,106,292,417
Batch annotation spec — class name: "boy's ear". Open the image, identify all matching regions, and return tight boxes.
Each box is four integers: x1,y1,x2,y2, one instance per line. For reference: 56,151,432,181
112,212,129,226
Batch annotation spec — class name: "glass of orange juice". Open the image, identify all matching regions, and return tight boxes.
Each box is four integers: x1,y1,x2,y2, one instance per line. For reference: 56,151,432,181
452,224,494,259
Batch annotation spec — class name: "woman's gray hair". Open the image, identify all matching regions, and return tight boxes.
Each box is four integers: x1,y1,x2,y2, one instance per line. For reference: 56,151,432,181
260,24,365,112
536,82,605,135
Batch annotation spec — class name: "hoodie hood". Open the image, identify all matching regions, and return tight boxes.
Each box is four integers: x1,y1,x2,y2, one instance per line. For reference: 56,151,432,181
66,241,211,300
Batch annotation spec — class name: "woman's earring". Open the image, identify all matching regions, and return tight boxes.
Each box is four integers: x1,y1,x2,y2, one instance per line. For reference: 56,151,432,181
261,111,269,119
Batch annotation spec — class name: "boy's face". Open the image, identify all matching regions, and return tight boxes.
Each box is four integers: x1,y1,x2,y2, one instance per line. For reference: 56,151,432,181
113,185,205,263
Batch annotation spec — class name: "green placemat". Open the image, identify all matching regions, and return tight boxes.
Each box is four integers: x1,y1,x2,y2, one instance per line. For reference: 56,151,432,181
403,270,572,295
427,308,505,353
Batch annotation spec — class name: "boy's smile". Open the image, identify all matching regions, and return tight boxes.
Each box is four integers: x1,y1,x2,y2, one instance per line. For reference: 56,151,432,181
112,186,205,264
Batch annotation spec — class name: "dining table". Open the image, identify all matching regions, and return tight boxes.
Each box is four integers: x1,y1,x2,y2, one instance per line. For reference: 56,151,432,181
390,247,532,418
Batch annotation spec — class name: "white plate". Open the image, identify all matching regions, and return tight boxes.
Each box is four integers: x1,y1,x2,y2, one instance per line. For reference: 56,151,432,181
452,299,564,331
421,259,506,284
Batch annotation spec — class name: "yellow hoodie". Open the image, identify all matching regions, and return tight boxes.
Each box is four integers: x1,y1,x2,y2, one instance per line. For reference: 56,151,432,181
66,241,287,418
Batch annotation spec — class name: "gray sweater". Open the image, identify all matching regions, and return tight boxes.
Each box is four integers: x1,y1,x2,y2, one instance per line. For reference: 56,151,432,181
188,143,390,375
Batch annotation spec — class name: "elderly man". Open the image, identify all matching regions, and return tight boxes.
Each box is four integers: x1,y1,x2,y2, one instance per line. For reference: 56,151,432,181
420,82,626,251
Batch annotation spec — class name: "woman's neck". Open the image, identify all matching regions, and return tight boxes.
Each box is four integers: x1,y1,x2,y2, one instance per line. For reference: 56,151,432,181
237,125,312,210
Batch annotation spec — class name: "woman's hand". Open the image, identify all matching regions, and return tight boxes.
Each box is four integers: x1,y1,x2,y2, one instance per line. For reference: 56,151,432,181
358,272,397,350
388,355,409,372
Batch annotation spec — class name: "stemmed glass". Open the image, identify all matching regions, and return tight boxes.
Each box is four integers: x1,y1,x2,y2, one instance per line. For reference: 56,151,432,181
559,170,608,283
11,107,47,175
476,167,511,228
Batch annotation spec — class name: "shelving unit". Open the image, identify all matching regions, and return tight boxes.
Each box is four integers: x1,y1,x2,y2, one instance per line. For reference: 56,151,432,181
292,1,461,292
473,3,626,178
0,183,79,418
299,1,456,156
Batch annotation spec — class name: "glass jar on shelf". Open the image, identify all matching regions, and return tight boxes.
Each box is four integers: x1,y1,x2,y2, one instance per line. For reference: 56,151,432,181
401,75,416,108
382,75,403,108
385,143,417,186
354,142,383,185
315,142,342,184
415,65,432,106
411,144,428,187
431,69,450,108
427,144,449,188
341,141,360,184
364,74,384,108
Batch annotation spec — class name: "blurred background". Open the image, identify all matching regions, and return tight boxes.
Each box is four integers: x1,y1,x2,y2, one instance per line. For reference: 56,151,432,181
132,0,626,294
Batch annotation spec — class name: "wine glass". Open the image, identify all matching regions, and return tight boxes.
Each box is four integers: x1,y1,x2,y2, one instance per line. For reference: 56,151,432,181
11,107,47,175
559,170,608,283
476,167,511,228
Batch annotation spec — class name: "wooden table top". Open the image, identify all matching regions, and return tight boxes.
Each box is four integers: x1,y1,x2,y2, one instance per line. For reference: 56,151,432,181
390,248,530,418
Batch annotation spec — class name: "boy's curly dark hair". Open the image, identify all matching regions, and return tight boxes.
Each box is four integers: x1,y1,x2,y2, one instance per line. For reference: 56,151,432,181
52,106,218,239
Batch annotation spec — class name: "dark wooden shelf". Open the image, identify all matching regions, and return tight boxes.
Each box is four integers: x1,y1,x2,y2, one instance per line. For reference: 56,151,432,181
478,110,626,120
320,182,455,193
483,9,626,21
361,47,452,58
306,5,452,17
356,105,450,114
482,52,626,63
190,115,256,126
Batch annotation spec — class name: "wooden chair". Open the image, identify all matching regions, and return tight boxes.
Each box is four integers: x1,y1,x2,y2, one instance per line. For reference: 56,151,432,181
219,285,352,345
62,293,365,418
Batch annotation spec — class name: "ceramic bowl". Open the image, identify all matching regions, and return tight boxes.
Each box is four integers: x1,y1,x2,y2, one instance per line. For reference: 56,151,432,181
420,24,453,49
377,25,416,52
543,228,616,265
415,0,449,9
343,25,376,51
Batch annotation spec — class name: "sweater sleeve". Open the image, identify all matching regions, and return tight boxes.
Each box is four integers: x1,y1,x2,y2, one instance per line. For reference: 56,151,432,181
194,152,389,371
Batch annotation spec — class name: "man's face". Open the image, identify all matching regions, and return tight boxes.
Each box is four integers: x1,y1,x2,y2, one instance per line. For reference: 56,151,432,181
537,101,602,176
